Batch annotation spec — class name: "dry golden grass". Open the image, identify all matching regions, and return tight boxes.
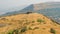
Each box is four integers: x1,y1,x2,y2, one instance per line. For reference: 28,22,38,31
0,13,60,34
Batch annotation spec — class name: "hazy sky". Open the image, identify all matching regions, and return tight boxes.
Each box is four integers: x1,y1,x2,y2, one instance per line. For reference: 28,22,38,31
0,0,60,14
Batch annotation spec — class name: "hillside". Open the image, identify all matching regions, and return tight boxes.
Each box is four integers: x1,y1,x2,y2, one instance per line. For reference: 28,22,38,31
0,13,60,34
1,2,60,23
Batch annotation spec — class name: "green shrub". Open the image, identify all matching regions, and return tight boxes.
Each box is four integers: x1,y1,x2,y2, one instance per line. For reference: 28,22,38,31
21,27,27,33
37,19,44,23
8,30,14,34
50,28,56,34
7,29,19,34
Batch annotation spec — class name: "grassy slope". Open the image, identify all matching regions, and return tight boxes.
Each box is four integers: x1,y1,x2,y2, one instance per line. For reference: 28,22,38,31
0,13,60,34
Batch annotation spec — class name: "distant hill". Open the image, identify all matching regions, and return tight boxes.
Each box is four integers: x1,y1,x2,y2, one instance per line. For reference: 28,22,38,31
0,13,60,34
